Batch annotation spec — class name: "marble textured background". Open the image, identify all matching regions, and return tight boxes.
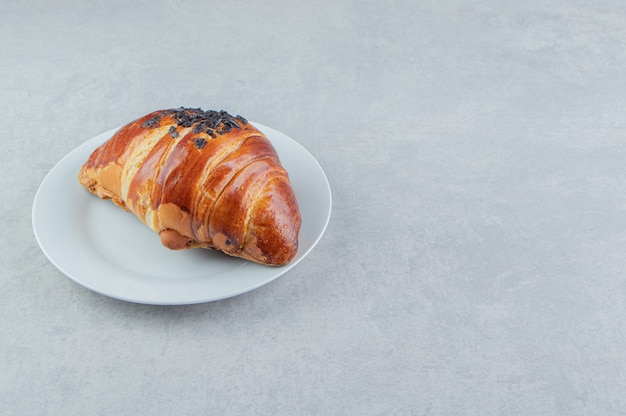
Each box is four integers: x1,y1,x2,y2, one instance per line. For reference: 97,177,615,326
2,0,626,414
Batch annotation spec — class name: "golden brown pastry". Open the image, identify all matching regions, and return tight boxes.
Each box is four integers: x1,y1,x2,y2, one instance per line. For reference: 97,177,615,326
78,108,301,266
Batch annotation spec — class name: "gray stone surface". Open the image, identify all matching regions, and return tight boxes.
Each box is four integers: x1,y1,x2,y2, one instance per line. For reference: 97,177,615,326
2,0,626,414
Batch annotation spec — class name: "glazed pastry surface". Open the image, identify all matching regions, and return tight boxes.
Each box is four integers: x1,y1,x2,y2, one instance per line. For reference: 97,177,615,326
78,108,301,266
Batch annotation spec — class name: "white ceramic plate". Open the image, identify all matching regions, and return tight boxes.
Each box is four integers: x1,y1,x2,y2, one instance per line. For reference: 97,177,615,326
32,122,331,305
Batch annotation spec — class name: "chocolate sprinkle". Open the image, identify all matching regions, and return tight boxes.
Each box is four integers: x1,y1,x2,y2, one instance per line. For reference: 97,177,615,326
140,108,248,144
169,107,246,136
142,115,161,128
194,137,207,149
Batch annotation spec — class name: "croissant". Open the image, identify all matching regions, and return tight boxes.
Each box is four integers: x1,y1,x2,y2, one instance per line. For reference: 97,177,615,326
78,108,301,266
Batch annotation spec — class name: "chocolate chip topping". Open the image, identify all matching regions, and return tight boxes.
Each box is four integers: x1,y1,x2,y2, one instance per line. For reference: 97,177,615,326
142,107,249,148
194,137,207,149
169,107,247,136
141,115,161,128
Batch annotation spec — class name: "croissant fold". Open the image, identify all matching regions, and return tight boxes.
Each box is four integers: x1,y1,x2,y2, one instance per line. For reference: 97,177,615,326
78,108,301,266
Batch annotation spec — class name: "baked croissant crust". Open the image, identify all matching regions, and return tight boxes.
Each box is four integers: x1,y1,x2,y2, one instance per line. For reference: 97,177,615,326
78,108,301,266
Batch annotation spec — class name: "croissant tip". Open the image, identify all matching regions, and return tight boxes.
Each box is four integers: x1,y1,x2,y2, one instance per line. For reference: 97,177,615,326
159,228,195,250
